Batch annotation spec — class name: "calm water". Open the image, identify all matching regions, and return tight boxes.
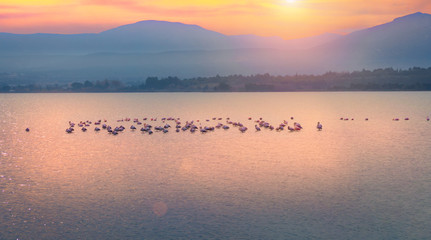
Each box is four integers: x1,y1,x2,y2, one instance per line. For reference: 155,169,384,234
1,92,431,240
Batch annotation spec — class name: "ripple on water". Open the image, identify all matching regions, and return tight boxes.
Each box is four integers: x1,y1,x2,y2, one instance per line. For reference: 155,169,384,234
0,92,431,239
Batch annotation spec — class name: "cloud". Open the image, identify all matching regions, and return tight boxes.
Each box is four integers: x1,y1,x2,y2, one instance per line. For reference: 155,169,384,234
79,0,270,16
2,0,430,38
80,0,138,6
0,12,40,19
0,5,19,10
301,0,430,15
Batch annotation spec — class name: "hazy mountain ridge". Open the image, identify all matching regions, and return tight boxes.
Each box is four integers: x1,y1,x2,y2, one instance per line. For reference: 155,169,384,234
309,12,431,70
1,12,430,82
0,20,338,56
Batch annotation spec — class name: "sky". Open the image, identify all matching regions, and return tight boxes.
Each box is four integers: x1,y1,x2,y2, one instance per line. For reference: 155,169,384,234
0,0,430,39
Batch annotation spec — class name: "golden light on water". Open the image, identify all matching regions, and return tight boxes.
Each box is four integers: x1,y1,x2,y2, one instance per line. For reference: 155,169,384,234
2,93,431,239
153,202,168,217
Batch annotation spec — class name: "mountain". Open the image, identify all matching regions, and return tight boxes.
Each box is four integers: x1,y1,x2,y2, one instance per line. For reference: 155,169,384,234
97,20,232,52
308,12,431,71
0,20,339,56
229,32,341,50
0,13,430,83
0,21,230,56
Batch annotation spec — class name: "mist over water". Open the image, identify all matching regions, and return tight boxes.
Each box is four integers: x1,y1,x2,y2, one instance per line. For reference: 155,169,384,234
1,92,431,239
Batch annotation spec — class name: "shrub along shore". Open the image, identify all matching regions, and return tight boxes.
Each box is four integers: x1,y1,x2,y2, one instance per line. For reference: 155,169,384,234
2,67,431,93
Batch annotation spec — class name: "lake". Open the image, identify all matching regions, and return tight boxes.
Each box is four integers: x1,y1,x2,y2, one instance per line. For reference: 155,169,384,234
1,92,431,239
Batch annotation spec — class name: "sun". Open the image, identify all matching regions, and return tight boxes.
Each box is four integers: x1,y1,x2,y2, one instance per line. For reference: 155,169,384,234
286,0,297,3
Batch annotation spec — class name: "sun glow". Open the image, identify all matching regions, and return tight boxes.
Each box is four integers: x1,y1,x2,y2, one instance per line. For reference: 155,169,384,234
0,0,431,39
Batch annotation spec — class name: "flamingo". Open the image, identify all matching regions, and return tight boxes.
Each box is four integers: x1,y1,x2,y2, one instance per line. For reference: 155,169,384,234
205,126,214,131
317,122,322,131
294,122,302,130
239,126,248,132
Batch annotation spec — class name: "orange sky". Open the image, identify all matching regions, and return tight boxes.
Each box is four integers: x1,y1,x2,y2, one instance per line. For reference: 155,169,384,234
0,0,430,39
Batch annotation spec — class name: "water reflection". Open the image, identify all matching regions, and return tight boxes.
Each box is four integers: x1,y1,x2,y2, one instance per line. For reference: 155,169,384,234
1,92,431,239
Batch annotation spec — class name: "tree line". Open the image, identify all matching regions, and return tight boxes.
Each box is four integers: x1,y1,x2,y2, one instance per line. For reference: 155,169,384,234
2,67,431,93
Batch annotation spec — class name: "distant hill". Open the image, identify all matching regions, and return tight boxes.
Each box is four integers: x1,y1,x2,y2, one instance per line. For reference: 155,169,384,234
0,12,431,83
307,12,431,71
0,20,339,56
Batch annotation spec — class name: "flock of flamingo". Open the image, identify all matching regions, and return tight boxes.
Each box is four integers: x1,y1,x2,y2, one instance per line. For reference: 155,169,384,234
23,116,430,134
59,117,314,135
